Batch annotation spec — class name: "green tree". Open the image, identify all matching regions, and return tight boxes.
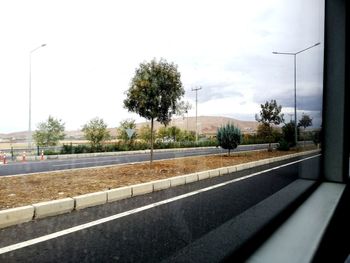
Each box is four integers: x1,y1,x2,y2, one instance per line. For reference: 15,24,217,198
256,123,272,140
255,100,284,150
157,126,169,141
217,123,242,156
298,114,313,144
257,123,282,144
313,129,322,147
181,130,196,142
138,124,153,143
124,58,185,163
33,116,65,147
168,126,181,142
117,119,137,142
175,101,192,118
82,117,111,150
282,121,300,147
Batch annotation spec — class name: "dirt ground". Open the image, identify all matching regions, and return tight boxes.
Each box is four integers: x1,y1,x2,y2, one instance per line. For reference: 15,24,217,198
0,148,315,209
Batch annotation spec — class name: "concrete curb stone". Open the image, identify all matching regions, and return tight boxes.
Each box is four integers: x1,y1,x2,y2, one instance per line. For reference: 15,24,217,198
153,179,171,191
74,192,107,210
209,169,220,178
0,206,34,229
107,187,132,202
185,173,199,184
33,198,74,219
132,182,154,196
198,171,210,180
170,175,187,187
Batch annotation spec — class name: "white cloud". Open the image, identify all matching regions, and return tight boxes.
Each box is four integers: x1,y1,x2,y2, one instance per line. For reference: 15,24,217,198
0,0,324,133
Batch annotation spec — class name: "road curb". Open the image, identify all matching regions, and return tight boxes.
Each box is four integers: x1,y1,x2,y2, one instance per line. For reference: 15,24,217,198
0,206,34,229
132,182,154,196
73,192,107,210
0,149,320,229
33,198,74,219
106,187,132,202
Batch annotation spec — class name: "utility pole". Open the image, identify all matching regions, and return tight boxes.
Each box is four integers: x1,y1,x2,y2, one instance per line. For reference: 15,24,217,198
192,86,202,142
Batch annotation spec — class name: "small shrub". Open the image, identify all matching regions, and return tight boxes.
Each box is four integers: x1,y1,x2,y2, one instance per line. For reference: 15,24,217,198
217,123,242,155
277,139,290,151
44,149,60,155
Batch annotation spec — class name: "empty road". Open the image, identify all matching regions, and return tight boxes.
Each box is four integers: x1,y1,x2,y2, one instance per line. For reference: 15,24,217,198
0,144,274,176
0,154,320,262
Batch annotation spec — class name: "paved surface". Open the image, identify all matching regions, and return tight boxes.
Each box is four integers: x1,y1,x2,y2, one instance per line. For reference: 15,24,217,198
0,155,320,262
0,144,272,176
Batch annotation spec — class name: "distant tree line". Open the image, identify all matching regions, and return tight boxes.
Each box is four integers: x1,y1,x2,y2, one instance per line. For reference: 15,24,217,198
33,57,321,159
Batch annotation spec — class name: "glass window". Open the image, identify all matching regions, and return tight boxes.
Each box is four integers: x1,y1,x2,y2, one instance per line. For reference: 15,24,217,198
0,0,327,262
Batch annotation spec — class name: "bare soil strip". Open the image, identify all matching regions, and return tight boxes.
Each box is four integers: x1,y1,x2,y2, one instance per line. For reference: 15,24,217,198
0,148,315,209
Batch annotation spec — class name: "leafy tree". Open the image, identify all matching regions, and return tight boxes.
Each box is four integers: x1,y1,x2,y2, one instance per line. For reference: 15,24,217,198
298,114,313,129
33,116,65,147
282,121,300,147
255,100,284,150
168,126,182,142
180,130,196,142
217,123,242,156
298,114,313,144
175,101,192,118
138,124,153,143
157,126,169,141
313,129,322,147
124,58,184,163
257,123,282,143
117,119,137,142
157,126,195,142
256,123,272,140
82,117,111,150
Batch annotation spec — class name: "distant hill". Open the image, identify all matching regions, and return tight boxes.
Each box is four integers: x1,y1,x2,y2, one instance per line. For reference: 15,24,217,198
0,116,258,141
135,116,258,135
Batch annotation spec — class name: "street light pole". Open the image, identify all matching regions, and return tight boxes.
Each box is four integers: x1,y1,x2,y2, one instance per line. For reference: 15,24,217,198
273,42,320,147
28,44,46,151
192,86,202,142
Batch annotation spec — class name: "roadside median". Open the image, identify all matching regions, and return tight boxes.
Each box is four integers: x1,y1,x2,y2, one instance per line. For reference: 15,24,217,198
0,149,320,229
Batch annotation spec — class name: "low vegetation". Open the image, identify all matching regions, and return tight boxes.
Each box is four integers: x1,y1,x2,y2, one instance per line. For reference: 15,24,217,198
217,123,242,155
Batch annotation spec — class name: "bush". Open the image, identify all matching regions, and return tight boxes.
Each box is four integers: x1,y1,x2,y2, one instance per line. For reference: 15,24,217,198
217,123,242,155
44,149,60,155
277,139,290,151
312,130,322,146
58,139,218,155
282,122,300,147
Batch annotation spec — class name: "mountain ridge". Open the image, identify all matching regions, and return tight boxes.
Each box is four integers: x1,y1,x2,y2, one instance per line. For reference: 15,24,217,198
0,116,258,140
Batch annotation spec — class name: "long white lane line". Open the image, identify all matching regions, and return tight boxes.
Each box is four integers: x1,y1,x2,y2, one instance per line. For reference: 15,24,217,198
0,154,320,255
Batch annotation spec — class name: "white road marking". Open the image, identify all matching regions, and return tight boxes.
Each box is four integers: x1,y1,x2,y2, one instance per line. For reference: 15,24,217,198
0,154,320,255
52,160,118,167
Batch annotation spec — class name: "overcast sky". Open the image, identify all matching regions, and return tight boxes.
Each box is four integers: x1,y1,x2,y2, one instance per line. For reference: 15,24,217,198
0,0,324,133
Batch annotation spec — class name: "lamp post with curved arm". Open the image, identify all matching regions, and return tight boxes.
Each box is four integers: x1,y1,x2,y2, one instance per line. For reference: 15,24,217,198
28,44,47,151
273,42,320,147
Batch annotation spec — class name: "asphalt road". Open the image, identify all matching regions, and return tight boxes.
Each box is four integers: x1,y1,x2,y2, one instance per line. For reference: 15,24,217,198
0,144,273,176
0,155,320,262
